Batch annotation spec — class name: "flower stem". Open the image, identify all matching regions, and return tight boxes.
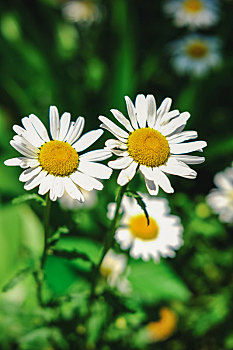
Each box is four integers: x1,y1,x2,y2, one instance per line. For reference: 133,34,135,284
41,193,51,269
97,183,128,270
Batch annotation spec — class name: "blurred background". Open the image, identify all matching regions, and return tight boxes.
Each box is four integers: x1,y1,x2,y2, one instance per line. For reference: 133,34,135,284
0,0,233,349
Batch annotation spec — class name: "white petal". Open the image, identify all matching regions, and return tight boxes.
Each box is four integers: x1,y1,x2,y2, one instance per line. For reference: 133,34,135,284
58,112,71,141
64,178,84,201
108,156,133,169
20,158,40,168
10,140,38,158
171,155,205,164
110,149,129,157
24,170,47,191
100,124,128,143
159,112,190,136
160,110,179,125
160,162,197,179
21,117,44,147
157,97,172,118
38,174,55,195
105,139,127,149
73,129,103,152
110,109,134,132
66,117,85,145
145,178,159,195
71,171,103,190
146,94,157,128
153,168,174,193
117,161,138,186
4,157,25,166
139,165,154,180
13,135,39,154
99,116,129,138
19,166,42,182
78,161,112,179
49,106,59,140
80,149,112,162
13,125,26,136
135,94,147,128
167,130,198,143
214,173,232,191
125,96,138,129
170,141,207,154
53,177,65,198
29,114,50,142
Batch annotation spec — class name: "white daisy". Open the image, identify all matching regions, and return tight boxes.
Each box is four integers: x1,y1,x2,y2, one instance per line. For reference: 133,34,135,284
164,0,219,29
170,34,222,77
100,249,130,293
206,166,233,223
108,195,183,262
59,188,97,209
62,0,101,24
4,106,112,202
99,94,206,195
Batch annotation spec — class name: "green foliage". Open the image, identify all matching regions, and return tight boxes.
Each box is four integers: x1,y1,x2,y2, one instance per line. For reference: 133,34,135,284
125,190,150,225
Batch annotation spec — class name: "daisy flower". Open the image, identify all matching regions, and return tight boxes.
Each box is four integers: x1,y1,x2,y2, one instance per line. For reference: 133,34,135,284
108,195,183,262
100,94,206,195
62,0,101,24
164,0,219,29
100,249,130,293
4,106,112,202
170,34,222,77
59,189,97,209
146,307,177,342
206,166,233,223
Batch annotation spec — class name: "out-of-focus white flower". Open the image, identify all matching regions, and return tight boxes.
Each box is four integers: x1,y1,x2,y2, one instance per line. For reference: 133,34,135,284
4,106,112,202
59,188,97,209
100,249,130,293
164,0,220,29
170,35,222,77
62,0,101,24
206,166,233,223
108,195,183,262
100,94,206,195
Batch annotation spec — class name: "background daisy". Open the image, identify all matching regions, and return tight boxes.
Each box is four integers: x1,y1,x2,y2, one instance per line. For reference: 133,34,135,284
4,106,112,202
62,0,101,24
164,0,220,29
108,195,183,262
100,249,130,293
100,94,206,195
206,165,233,223
146,307,178,342
169,34,222,77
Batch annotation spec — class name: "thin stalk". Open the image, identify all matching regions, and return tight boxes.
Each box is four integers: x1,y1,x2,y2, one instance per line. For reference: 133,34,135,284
41,193,51,269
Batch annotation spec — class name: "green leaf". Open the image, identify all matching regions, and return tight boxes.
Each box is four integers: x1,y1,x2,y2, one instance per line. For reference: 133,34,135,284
2,266,32,292
12,193,47,206
128,259,191,304
125,190,150,225
50,249,93,265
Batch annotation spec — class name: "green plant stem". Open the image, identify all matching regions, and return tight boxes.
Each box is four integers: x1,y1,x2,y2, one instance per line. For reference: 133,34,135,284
97,183,128,272
41,193,51,269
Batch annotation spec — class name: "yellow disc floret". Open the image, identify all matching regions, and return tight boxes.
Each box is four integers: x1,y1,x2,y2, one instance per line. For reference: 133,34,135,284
187,41,208,58
129,214,159,240
127,128,170,167
183,0,203,13
38,140,79,177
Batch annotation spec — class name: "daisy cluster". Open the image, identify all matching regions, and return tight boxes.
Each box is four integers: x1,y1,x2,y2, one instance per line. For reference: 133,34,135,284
4,93,206,271
163,0,222,77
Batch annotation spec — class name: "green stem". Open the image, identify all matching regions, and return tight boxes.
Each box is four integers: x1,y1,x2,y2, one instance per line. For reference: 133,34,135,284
97,183,128,271
41,193,51,269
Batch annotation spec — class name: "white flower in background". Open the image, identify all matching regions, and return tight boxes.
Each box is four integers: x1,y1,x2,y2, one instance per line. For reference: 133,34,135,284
4,106,112,202
100,249,130,293
62,0,101,24
170,35,222,77
100,94,206,195
108,195,183,262
164,0,219,29
206,166,233,223
59,188,97,209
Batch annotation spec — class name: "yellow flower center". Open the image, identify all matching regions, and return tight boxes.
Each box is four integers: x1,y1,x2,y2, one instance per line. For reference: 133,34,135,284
129,214,159,240
147,308,177,341
38,140,79,177
127,128,170,167
186,41,208,58
183,0,203,13
100,266,112,278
